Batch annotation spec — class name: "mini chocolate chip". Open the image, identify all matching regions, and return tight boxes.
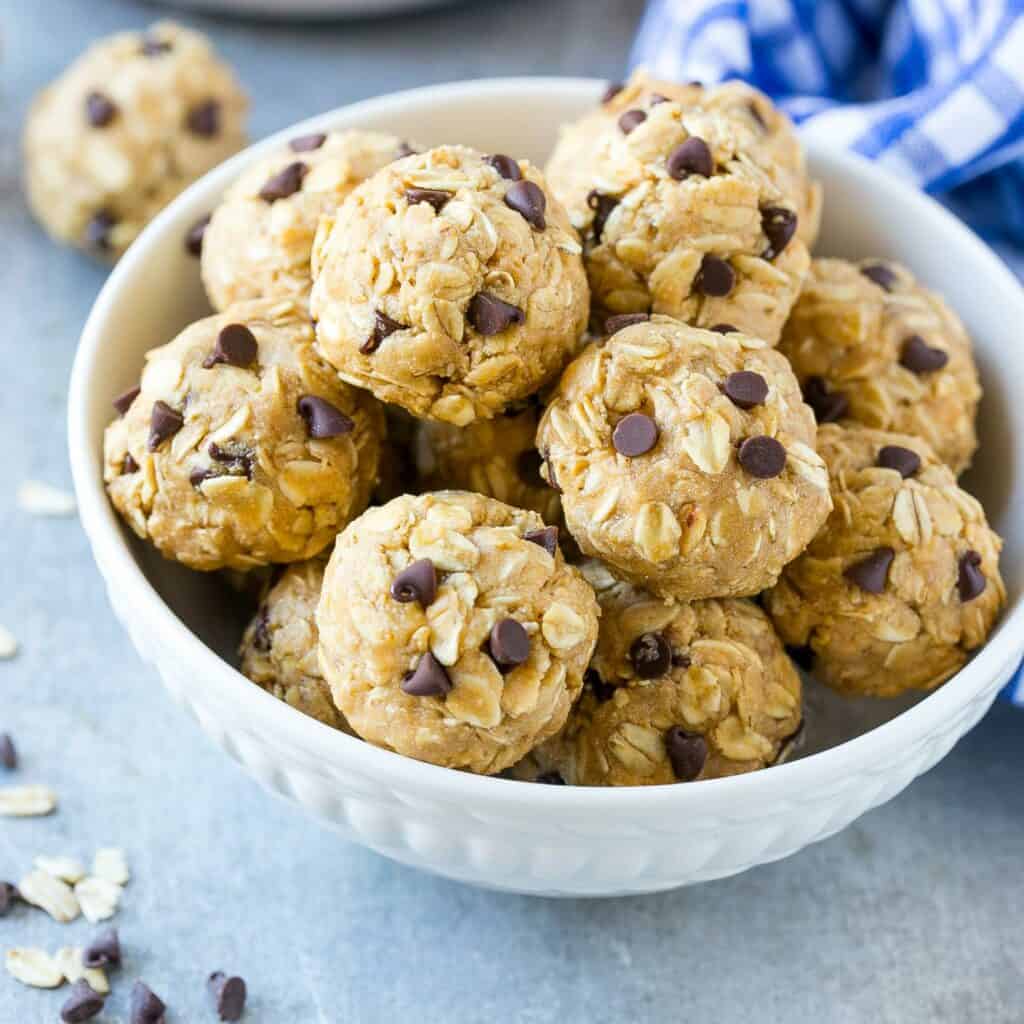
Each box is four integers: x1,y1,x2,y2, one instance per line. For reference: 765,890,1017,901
957,550,986,602
189,467,218,488
602,81,625,104
185,213,211,257
1,733,16,771
630,632,671,678
467,292,524,335
722,370,768,410
0,882,19,917
259,161,308,202
486,154,522,180
587,190,618,241
877,445,921,478
845,547,894,594
208,972,247,1022
84,210,116,251
86,91,117,128
186,99,221,137
141,37,171,56
113,385,140,417
61,980,105,1023
786,644,816,671
122,453,139,475
405,187,452,213
618,109,647,134
612,412,658,457
361,310,405,355
900,334,949,374
649,92,670,105
605,312,649,335
297,395,353,439
130,981,166,1024
694,254,735,296
671,650,691,668
860,263,897,291
504,180,547,230
585,667,615,702
761,206,798,260
709,323,736,334
524,526,559,556
401,652,452,697
489,618,530,668
83,926,121,968
147,401,183,451
289,132,326,152
738,435,786,478
516,448,544,486
665,726,707,781
535,771,565,785
390,559,437,606
394,141,417,159
803,376,849,423
204,323,258,369
667,136,713,180
209,443,254,479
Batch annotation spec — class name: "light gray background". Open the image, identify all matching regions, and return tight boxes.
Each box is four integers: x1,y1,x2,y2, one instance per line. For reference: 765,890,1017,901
2,2,1022,1021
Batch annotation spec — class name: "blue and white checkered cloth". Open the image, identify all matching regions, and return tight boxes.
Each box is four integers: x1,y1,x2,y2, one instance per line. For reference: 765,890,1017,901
631,0,1024,703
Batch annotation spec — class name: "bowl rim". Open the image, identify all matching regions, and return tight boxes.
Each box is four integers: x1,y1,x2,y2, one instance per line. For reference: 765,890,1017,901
69,75,1024,813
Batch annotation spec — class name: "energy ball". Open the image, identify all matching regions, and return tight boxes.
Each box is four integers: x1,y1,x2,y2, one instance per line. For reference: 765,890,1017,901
201,130,407,310
309,145,590,425
24,21,247,258
239,558,351,733
765,424,1005,697
778,258,981,474
104,298,385,571
316,491,599,774
536,315,832,601
544,70,812,341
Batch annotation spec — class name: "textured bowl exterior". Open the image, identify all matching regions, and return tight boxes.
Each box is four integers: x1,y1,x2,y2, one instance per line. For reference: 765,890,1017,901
70,79,1024,896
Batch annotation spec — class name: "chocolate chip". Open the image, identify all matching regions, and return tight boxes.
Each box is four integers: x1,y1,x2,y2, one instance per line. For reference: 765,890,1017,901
877,445,921,478
504,180,546,230
185,213,211,257
587,191,618,241
786,644,815,672
845,547,894,594
0,733,16,771
629,632,671,678
0,882,18,917
667,136,713,179
190,467,218,488
738,435,786,478
186,99,221,137
612,413,658,457
900,335,949,374
524,526,559,556
84,211,116,251
665,726,707,781
390,559,437,606
489,618,530,668
297,395,354,439
83,926,121,968
649,92,670,105
129,981,166,1024
141,37,171,56
722,370,768,410
618,109,647,134
709,323,736,334
208,972,247,1022
290,132,326,152
604,312,649,335
803,375,848,423
467,292,524,335
694,254,735,296
113,385,140,417
860,263,897,291
516,448,544,486
204,323,258,369
535,771,565,785
486,154,522,180
60,980,105,1023
86,91,117,128
147,401,183,451
957,550,986,602
585,667,616,702
761,206,798,260
361,310,405,355
122,453,138,475
405,187,452,213
401,652,452,697
259,161,308,202
209,443,254,479
601,81,624,104
671,650,691,668
394,141,417,159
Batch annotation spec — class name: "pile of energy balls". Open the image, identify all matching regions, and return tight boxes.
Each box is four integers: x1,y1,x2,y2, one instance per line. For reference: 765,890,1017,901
28,24,1006,785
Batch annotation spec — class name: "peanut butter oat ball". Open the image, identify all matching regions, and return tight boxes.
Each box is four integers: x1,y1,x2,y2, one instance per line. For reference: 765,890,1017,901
309,145,590,425
765,424,1005,697
316,491,599,773
104,299,385,572
544,70,812,341
536,315,832,601
778,258,981,474
201,130,407,311
239,559,351,732
24,21,247,258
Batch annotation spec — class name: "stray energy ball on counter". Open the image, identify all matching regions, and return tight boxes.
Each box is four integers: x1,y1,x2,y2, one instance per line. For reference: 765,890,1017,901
24,21,247,258
536,315,832,601
309,145,590,425
316,491,599,773
201,129,408,310
778,258,981,473
765,424,1004,697
104,298,385,571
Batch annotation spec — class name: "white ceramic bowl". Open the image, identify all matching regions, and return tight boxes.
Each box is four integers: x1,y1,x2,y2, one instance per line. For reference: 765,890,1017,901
69,78,1024,897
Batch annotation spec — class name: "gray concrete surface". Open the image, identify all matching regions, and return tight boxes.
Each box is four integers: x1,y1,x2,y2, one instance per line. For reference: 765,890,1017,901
2,2,1022,1021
